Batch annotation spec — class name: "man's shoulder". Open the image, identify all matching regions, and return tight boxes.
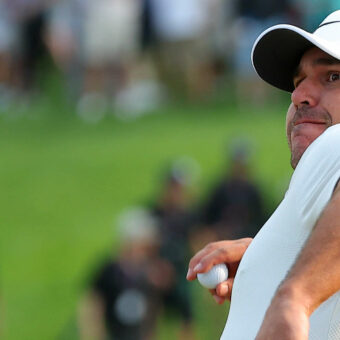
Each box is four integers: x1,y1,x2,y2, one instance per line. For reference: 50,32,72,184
289,124,340,202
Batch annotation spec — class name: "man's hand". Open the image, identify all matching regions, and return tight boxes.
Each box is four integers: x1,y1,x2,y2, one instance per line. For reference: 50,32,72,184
255,287,310,340
186,238,252,303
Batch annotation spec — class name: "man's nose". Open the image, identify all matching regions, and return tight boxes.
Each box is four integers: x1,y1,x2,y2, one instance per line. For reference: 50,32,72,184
291,78,320,108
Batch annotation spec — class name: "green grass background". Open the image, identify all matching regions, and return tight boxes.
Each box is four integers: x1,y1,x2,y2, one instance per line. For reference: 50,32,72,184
0,88,293,339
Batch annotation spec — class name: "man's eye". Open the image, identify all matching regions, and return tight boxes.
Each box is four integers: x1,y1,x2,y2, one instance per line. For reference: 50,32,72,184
328,73,340,82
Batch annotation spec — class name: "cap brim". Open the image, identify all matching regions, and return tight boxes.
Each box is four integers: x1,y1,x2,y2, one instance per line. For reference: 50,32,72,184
251,24,340,92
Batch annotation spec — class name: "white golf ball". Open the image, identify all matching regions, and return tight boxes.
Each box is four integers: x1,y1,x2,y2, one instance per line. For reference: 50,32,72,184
197,263,228,289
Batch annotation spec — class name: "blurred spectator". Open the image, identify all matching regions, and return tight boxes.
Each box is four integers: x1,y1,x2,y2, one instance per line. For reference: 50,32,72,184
148,0,222,101
76,0,142,120
231,0,296,105
140,0,155,51
45,0,86,100
79,207,174,340
150,161,199,339
0,2,17,108
4,0,52,94
198,140,266,243
47,0,166,120
294,0,337,31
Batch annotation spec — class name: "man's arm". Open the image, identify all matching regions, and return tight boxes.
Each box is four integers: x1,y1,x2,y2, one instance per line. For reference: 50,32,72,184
256,182,340,339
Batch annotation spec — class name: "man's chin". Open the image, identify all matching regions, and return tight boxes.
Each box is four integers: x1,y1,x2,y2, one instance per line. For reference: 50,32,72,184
289,128,325,168
290,144,309,169
291,154,301,169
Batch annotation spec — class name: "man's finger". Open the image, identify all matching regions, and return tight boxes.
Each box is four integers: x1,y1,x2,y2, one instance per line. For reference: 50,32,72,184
187,242,223,280
216,278,234,301
210,290,227,305
213,294,226,304
216,281,229,297
196,247,231,273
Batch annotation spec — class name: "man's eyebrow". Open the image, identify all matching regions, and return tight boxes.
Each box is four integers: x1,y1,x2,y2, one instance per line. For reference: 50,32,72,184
312,57,340,66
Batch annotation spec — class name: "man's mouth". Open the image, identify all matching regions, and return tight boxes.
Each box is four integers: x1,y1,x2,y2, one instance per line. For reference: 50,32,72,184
293,118,327,126
288,107,332,143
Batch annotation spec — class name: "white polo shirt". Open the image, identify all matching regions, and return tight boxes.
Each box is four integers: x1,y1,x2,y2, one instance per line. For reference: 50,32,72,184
221,124,340,340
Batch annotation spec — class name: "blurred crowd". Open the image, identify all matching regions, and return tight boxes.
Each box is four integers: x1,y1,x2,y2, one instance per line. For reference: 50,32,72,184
0,0,338,119
79,141,270,340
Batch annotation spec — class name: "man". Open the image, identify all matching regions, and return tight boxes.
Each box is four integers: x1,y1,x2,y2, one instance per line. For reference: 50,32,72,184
187,10,340,340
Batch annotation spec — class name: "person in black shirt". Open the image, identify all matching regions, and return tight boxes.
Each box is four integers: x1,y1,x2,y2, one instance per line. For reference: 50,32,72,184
79,208,174,340
201,142,266,241
151,168,196,339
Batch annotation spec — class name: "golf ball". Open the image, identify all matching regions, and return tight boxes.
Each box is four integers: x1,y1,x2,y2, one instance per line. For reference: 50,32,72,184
197,263,228,289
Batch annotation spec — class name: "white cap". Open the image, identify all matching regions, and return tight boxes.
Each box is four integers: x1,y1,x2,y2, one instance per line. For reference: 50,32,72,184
252,10,340,92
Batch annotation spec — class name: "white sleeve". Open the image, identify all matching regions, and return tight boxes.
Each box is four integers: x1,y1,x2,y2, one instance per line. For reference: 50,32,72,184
288,124,340,223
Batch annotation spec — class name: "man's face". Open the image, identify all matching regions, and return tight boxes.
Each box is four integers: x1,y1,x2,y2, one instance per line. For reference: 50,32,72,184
286,47,340,168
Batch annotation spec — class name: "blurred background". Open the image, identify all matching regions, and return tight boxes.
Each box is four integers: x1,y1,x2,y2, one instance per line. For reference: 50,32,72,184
0,0,337,339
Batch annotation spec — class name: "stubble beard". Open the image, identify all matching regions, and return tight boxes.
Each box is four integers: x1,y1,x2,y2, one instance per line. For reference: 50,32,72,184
289,144,304,169
287,106,332,169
